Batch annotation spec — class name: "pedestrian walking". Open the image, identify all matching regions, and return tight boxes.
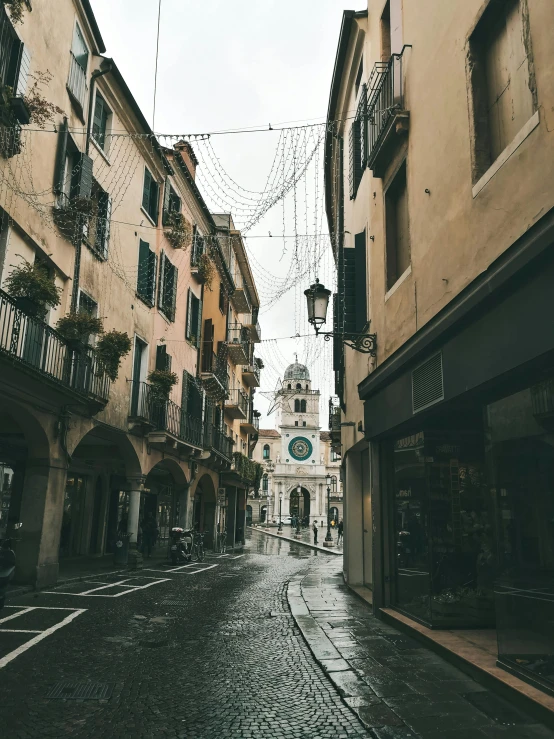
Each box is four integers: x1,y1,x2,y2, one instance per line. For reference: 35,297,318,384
141,512,157,558
312,522,318,545
337,520,344,545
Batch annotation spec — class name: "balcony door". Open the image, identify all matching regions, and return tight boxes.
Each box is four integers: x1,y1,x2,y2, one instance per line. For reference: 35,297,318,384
130,336,148,416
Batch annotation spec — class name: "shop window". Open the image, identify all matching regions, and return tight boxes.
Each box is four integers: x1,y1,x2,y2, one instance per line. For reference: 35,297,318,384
468,0,536,182
385,161,410,290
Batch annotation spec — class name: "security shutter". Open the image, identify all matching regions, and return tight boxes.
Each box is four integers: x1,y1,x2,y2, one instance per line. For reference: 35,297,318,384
412,352,444,413
354,231,367,332
343,248,357,333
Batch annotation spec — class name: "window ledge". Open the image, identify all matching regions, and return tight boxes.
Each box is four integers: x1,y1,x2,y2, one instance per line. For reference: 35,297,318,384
140,206,157,227
385,264,412,302
91,136,111,165
135,292,154,309
472,111,540,198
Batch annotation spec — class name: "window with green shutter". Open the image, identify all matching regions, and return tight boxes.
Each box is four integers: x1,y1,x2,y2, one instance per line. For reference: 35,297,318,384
186,288,202,347
158,251,178,322
137,239,157,305
142,167,160,224
92,93,110,151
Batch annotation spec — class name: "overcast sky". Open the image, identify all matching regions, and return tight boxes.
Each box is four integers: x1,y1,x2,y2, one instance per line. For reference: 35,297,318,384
90,0,360,424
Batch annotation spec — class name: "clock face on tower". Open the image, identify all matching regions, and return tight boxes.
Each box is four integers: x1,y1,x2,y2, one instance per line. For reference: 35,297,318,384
288,436,313,461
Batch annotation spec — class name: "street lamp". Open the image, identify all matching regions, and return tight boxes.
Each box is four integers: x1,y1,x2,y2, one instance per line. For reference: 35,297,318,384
324,473,333,547
278,492,283,533
304,278,377,355
295,484,302,538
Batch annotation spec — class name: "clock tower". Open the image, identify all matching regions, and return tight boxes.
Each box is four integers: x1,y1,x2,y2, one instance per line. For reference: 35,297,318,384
277,361,320,466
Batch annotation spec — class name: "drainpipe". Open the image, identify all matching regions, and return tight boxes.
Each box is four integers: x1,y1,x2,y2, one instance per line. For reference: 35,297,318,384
70,64,113,312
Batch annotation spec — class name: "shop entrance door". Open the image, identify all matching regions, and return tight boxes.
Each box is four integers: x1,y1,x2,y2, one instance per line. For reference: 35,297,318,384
60,475,87,557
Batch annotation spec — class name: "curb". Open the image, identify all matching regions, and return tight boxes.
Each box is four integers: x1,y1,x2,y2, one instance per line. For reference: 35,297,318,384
250,527,342,555
286,576,378,732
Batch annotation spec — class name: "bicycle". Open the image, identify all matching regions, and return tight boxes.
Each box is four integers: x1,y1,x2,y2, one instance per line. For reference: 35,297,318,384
191,531,206,562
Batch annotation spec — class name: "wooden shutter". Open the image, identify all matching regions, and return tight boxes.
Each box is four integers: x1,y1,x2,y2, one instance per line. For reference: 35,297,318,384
150,179,159,224
181,370,190,414
142,168,151,212
349,121,362,200
147,249,157,304
76,152,93,199
103,195,112,256
349,126,355,200
343,248,357,333
15,44,31,97
162,177,171,225
169,263,177,322
332,293,341,371
137,239,149,297
53,119,69,194
186,289,193,340
157,252,166,309
354,230,367,332
359,84,368,167
196,297,203,349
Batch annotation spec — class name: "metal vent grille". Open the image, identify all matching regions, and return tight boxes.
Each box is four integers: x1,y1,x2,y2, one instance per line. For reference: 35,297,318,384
412,352,444,413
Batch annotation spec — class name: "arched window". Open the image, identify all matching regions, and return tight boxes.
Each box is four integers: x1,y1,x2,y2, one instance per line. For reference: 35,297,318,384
306,384,309,390
300,400,307,413
294,399,300,412
287,383,291,390
262,474,268,492
296,383,302,390
263,444,270,460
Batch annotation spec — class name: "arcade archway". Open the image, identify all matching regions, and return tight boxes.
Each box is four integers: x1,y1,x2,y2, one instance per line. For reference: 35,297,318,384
289,487,310,521
193,473,217,549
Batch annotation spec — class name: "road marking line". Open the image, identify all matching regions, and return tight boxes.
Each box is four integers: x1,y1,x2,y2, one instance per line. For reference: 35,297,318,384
0,628,42,633
185,564,218,575
229,554,245,559
1,606,84,611
42,578,170,598
0,609,86,671
111,578,171,596
0,607,36,624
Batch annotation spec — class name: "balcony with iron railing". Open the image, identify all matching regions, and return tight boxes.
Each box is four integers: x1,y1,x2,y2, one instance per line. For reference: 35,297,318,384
240,404,259,436
67,52,87,111
200,344,229,399
190,233,205,270
0,288,110,408
128,380,202,449
203,422,233,464
225,387,249,420
242,358,261,389
366,47,410,177
226,324,251,365
329,396,341,441
243,312,261,343
230,270,252,314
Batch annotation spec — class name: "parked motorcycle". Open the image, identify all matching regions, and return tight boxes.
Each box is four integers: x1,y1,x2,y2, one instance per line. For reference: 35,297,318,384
0,538,16,612
169,527,193,565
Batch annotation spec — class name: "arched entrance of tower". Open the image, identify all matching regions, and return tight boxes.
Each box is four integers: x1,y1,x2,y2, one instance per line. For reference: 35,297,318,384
289,486,310,521
193,473,217,549
143,459,189,553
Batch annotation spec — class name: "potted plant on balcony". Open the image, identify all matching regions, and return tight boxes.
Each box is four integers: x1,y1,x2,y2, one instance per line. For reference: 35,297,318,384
4,258,61,318
147,369,178,401
197,253,214,289
164,211,192,250
3,1,27,24
95,330,132,381
56,312,104,350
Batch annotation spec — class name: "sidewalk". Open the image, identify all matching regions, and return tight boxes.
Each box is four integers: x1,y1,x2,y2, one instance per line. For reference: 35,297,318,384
288,561,554,738
251,524,343,555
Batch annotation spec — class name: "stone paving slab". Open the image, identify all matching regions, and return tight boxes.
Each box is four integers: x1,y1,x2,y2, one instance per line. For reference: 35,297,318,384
287,563,554,738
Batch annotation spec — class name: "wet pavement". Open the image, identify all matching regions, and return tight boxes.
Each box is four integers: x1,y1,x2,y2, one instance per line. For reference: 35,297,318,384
0,530,552,738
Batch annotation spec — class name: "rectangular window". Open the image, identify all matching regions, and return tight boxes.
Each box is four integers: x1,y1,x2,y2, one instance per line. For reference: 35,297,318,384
155,344,171,371
92,93,111,151
136,239,157,305
186,288,202,348
468,0,536,181
86,181,111,259
77,291,98,345
0,6,29,96
142,167,160,224
385,161,410,290
157,251,177,322
68,23,88,109
381,1,391,61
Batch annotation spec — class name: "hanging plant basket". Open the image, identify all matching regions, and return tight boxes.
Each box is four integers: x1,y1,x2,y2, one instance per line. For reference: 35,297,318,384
56,312,104,346
4,258,61,319
147,369,178,400
164,212,193,250
95,330,132,381
197,253,214,290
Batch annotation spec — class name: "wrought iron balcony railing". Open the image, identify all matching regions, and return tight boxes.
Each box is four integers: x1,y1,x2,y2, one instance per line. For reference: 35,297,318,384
225,387,249,419
366,48,409,170
190,233,205,268
203,422,233,462
0,289,110,404
226,323,251,365
129,380,202,448
200,345,229,398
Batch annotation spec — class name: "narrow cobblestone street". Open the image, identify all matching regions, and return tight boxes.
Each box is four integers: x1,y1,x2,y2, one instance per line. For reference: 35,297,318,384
0,532,552,739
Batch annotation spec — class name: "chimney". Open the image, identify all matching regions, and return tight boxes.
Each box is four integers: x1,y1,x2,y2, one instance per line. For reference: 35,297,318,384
175,140,198,180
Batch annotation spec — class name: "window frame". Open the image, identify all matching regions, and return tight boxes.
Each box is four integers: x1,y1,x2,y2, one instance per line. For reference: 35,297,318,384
384,159,411,292
142,166,160,225
91,91,111,153
136,238,157,307
157,250,178,322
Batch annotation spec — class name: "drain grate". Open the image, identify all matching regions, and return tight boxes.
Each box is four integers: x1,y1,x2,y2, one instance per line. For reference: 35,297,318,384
160,599,188,606
47,682,114,700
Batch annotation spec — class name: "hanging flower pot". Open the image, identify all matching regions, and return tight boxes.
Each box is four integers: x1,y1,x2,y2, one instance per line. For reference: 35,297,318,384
197,253,214,290
164,212,193,250
95,330,132,381
56,312,104,347
147,369,178,400
4,258,61,319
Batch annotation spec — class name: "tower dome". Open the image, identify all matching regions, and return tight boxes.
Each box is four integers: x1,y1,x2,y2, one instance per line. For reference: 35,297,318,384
284,362,310,381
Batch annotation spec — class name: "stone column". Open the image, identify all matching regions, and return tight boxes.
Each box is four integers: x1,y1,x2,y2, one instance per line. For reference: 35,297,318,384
127,476,145,570
236,489,246,546
14,454,68,588
344,452,364,585
226,487,237,549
